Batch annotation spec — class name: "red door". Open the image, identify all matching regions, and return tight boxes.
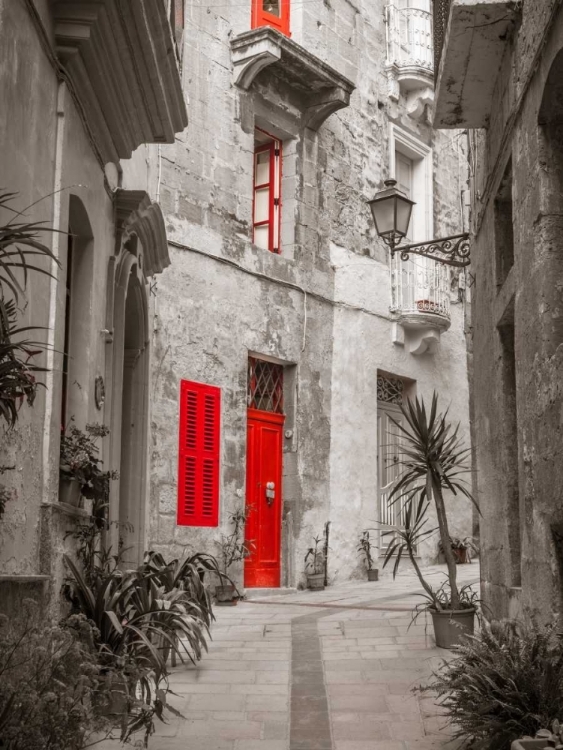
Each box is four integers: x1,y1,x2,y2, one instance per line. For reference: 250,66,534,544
245,408,284,587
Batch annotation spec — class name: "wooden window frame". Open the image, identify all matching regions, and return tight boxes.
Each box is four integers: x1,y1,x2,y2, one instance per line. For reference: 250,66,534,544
251,0,290,36
177,379,221,527
253,132,282,254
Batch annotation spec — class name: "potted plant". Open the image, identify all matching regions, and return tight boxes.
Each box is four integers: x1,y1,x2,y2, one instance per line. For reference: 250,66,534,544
59,421,118,508
304,535,326,590
214,506,253,605
358,530,379,581
438,535,478,564
381,393,480,649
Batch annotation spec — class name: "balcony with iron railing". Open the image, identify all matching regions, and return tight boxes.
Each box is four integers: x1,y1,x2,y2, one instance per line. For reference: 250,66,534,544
385,3,434,103
390,256,451,354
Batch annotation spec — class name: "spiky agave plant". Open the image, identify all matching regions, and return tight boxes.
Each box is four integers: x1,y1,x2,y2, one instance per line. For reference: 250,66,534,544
384,393,478,610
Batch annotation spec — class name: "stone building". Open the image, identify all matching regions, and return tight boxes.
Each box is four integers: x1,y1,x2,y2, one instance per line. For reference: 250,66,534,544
0,0,187,614
433,0,563,622
149,0,473,589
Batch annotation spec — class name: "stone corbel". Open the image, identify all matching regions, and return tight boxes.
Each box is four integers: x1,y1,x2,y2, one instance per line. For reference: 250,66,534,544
232,36,282,90
303,87,351,131
408,328,441,355
385,64,400,103
407,86,435,121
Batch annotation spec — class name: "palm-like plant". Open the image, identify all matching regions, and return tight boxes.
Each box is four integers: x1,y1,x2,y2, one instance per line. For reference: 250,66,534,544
383,393,478,610
0,191,59,428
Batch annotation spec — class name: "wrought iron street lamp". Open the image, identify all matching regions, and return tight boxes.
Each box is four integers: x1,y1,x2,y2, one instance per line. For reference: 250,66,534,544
368,179,471,268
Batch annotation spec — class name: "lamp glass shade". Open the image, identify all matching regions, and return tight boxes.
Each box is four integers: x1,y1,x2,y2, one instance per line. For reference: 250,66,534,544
368,179,415,244
370,196,395,236
396,197,413,239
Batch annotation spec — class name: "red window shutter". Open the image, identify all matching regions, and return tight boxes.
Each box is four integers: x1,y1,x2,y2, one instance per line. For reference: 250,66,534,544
251,0,290,37
177,380,220,527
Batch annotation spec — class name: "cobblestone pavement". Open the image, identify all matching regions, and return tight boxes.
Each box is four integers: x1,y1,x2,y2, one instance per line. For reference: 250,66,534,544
114,563,479,750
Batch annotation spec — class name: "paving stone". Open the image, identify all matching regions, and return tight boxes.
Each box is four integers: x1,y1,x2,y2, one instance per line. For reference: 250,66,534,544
389,720,426,740
246,694,289,712
188,693,246,711
329,695,388,712
332,720,393,740
176,718,262,739
334,742,406,750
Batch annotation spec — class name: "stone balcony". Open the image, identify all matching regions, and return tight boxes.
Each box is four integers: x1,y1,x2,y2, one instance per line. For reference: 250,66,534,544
390,256,451,355
230,27,355,130
433,0,520,128
51,0,188,163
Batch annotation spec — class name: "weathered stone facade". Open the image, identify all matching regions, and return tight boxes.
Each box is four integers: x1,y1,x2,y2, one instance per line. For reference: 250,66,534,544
433,0,563,621
0,0,187,614
150,0,472,588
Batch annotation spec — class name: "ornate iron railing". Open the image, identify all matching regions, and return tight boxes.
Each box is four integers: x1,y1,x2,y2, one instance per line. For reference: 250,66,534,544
433,0,451,75
390,255,451,321
386,4,434,71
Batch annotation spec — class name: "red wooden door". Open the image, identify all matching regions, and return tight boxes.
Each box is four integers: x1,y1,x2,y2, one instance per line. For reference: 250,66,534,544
245,408,284,587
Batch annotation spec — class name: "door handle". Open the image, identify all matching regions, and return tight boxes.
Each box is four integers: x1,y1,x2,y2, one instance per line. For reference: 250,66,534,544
265,481,275,506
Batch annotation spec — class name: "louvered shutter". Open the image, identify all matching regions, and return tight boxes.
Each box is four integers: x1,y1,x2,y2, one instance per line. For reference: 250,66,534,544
177,380,220,527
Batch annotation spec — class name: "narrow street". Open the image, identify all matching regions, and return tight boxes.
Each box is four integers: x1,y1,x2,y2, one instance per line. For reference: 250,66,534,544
150,564,478,750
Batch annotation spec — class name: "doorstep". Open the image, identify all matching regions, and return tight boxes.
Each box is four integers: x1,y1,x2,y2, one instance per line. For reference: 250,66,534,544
243,587,297,599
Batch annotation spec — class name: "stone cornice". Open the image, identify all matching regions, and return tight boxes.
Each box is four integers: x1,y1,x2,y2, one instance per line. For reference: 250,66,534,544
51,0,188,163
115,189,170,277
231,27,355,130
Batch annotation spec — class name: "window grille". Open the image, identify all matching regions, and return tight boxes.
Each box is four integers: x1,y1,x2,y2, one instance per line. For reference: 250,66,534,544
377,375,405,406
248,357,284,414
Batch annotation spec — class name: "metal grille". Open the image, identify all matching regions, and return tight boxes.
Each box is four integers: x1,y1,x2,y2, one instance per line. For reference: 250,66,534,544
433,0,451,77
377,375,405,406
248,357,284,414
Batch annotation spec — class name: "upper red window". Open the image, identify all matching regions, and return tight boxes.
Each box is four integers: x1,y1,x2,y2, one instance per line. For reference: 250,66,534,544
252,0,290,36
253,130,282,254
177,380,220,527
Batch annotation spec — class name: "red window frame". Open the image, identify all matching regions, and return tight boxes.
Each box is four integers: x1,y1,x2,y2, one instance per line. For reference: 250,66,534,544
251,0,290,36
177,380,220,527
253,132,282,254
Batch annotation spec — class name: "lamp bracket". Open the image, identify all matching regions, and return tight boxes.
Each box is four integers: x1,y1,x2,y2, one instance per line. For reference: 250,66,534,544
388,233,471,268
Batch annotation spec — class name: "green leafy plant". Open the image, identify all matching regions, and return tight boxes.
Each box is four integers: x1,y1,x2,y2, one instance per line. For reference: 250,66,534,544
418,620,563,750
381,393,478,611
60,421,118,504
215,506,254,576
438,535,479,562
0,602,108,750
305,535,326,576
0,191,59,428
358,530,377,571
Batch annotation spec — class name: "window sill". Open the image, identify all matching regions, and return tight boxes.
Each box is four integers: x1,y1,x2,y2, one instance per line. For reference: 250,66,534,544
231,27,355,130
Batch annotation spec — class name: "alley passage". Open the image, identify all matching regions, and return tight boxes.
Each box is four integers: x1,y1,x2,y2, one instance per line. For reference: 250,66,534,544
131,565,478,750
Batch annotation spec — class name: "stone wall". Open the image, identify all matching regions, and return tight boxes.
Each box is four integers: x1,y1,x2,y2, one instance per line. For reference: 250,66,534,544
150,0,472,587
466,1,563,621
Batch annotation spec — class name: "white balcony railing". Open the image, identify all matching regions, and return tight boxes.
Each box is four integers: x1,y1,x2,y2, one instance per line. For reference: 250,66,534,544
386,4,434,73
390,255,450,325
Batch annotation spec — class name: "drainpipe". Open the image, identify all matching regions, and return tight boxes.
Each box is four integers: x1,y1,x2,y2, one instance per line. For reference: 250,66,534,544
41,82,67,504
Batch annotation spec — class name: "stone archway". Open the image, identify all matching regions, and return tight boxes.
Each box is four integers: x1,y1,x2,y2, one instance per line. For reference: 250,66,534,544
105,191,170,565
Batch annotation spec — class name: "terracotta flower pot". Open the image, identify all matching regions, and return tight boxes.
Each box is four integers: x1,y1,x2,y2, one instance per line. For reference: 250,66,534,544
452,547,468,564
367,569,379,582
512,740,552,750
307,573,325,590
430,608,475,649
59,477,82,507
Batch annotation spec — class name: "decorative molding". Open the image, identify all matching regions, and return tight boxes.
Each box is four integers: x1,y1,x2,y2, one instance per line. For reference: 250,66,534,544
230,28,355,131
51,0,188,163
115,189,170,277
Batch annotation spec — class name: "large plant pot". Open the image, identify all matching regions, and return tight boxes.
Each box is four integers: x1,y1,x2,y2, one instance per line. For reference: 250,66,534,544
512,740,552,750
430,608,475,649
94,672,128,719
59,477,82,507
367,569,379,582
307,573,325,591
215,584,237,605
